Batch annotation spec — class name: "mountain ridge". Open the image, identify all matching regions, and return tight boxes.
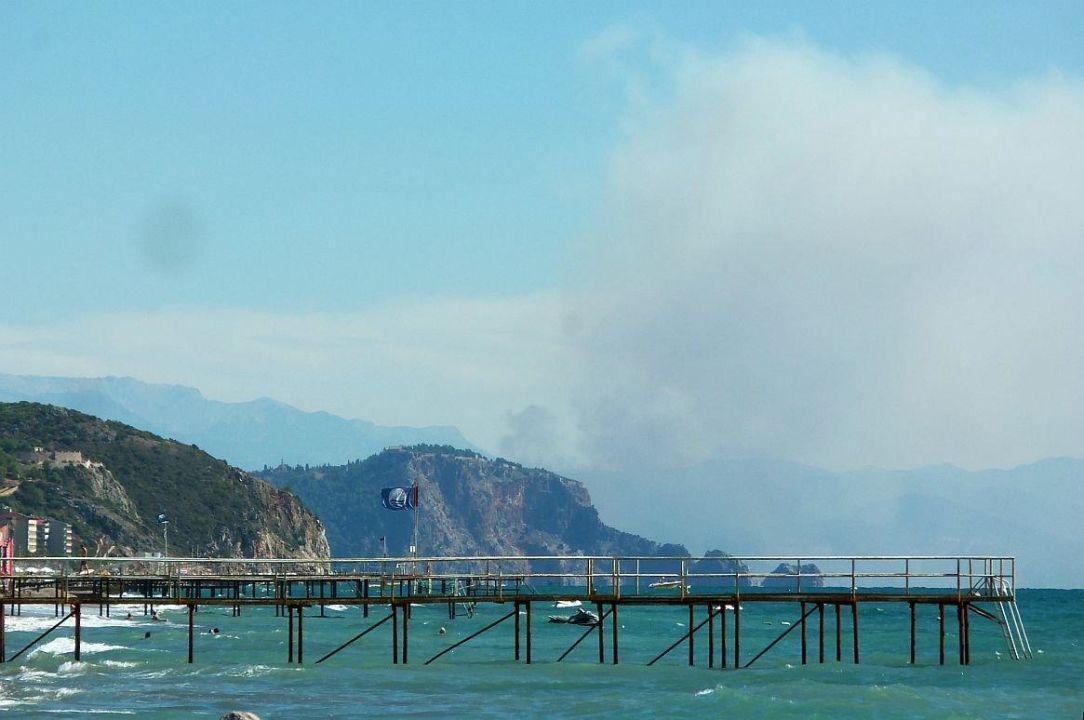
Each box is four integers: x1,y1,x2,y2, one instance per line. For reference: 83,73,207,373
0,373,476,470
259,445,691,576
579,455,1084,588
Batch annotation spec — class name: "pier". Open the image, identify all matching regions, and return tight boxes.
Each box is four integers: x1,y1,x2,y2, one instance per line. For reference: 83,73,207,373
0,554,1031,669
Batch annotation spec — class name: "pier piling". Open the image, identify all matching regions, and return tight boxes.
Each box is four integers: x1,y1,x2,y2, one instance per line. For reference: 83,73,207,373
910,602,916,664
187,604,194,664
852,602,860,664
74,603,81,662
818,603,825,663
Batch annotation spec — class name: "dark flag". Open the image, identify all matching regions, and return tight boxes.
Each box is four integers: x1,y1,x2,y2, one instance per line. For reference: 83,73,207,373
381,485,418,511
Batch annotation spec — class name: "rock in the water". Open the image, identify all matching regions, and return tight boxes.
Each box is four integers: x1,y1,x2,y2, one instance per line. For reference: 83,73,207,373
761,562,825,589
689,550,754,587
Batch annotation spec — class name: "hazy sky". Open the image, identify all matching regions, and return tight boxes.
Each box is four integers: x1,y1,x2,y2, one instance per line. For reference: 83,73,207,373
3,2,1083,472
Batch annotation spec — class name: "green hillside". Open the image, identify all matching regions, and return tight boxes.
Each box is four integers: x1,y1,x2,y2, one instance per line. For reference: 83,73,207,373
0,402,329,558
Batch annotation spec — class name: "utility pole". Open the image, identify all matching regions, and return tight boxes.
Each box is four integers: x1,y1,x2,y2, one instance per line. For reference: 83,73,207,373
157,512,169,557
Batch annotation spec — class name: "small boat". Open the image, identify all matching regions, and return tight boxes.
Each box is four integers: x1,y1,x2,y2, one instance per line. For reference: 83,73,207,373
548,608,600,626
649,579,690,590
552,599,582,608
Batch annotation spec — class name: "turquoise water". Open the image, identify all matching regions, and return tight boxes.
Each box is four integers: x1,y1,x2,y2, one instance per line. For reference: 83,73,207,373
1,590,1080,718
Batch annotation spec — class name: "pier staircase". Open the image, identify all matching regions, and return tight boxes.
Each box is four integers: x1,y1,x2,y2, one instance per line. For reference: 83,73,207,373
975,571,1032,659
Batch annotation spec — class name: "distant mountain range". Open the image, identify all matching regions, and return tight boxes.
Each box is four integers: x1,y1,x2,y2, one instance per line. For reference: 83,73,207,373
579,456,1084,589
2,373,1079,588
0,374,475,471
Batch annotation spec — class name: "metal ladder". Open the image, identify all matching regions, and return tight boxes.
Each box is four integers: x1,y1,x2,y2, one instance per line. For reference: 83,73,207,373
979,569,1032,660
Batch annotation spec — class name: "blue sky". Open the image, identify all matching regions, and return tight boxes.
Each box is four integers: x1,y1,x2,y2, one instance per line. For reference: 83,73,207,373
2,2,1084,471
3,1,1080,319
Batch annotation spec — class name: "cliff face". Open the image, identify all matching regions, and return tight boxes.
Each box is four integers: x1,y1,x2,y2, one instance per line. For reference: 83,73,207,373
761,562,825,589
690,550,754,587
66,463,148,552
261,446,688,573
0,402,330,560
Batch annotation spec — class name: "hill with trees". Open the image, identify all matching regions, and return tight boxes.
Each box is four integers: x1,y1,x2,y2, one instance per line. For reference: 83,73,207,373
0,402,329,559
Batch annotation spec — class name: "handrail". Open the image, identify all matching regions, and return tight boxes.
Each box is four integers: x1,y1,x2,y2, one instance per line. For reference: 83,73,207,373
6,553,1019,564
3,554,1017,600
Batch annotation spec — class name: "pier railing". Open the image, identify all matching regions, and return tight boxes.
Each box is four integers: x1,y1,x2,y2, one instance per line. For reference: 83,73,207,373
0,553,1030,667
1,554,1016,603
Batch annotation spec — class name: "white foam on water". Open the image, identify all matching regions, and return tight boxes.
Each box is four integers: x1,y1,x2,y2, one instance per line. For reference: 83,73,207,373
0,698,31,709
28,638,127,658
57,661,86,675
15,667,56,683
324,604,349,612
100,660,139,668
5,614,68,633
97,604,147,616
220,664,276,678
74,614,148,630
36,709,135,715
695,688,714,696
3,607,151,633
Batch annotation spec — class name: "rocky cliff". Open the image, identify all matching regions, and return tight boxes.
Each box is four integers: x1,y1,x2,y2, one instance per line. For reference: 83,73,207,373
689,550,754,587
761,562,825,589
261,445,688,575
0,402,329,560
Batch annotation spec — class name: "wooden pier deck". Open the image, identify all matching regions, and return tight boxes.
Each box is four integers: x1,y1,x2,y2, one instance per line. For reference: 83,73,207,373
0,554,1032,668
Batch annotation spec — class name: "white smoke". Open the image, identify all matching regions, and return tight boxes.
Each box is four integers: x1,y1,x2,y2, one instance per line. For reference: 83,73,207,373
564,36,1084,471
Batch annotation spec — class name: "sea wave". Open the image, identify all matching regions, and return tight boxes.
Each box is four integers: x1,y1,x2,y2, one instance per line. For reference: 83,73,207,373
33,709,135,715
220,664,278,678
29,638,128,658
2,609,154,633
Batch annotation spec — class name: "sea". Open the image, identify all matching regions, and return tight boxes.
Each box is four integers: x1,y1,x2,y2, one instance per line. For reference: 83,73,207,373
0,589,1080,718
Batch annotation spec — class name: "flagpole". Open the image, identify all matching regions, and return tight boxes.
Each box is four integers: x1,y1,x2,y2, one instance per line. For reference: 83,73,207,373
412,481,420,571
157,512,169,558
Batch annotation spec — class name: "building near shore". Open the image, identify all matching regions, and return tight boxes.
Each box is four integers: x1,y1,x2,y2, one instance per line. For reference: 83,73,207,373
0,510,73,561
0,524,13,575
